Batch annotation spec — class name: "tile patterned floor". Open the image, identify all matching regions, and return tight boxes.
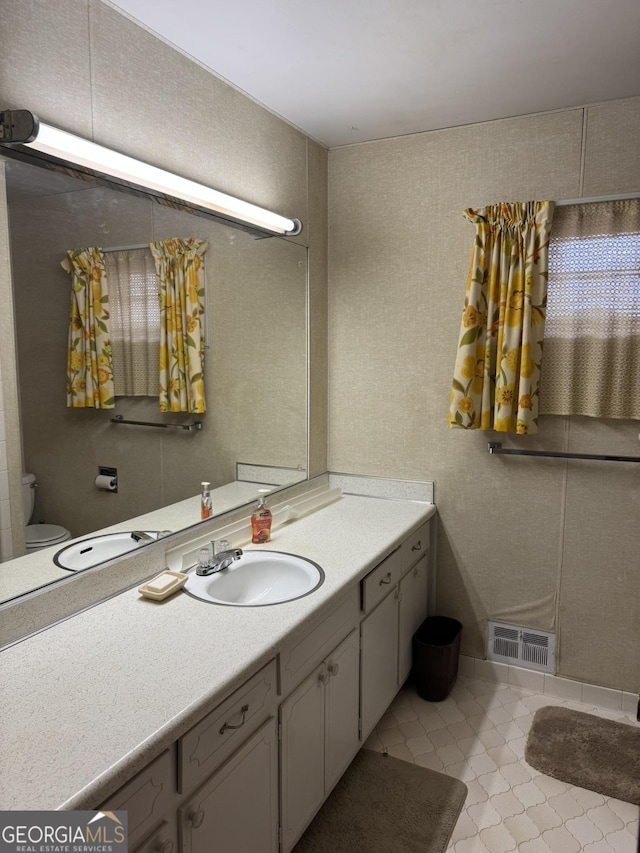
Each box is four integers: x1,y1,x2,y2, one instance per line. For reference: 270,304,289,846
363,674,639,852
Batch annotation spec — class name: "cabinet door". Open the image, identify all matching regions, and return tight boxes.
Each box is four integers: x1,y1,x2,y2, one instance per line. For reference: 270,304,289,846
101,750,174,849
179,717,278,853
398,553,429,685
280,665,326,852
131,819,177,853
324,629,360,793
360,589,399,741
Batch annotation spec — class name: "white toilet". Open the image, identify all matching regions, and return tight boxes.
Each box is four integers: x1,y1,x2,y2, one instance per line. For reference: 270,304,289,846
22,473,72,552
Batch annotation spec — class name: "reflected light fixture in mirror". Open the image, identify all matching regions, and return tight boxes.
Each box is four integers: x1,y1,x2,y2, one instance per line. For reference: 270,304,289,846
0,109,302,237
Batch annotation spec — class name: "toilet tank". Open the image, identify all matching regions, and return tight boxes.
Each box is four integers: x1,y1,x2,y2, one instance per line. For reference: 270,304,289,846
22,473,37,524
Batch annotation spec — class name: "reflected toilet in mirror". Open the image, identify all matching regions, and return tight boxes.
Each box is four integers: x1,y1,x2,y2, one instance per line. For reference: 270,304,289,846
22,473,71,553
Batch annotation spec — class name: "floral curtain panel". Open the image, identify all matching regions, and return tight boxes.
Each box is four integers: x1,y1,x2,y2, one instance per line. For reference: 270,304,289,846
62,247,115,408
150,238,208,413
448,201,554,434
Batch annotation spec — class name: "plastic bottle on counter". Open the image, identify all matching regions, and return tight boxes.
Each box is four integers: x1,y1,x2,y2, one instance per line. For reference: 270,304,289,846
201,481,213,520
251,489,272,543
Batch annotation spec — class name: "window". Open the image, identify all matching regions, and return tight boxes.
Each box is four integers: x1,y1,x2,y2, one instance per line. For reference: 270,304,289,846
105,248,160,397
539,199,640,420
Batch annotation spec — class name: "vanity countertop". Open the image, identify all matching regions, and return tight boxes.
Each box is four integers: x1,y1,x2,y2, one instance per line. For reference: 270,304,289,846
0,480,269,601
0,494,435,811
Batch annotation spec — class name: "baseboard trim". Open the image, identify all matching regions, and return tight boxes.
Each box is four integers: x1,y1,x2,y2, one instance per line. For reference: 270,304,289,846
459,654,638,719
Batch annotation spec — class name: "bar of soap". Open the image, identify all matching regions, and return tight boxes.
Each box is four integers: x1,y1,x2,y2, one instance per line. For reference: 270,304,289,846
138,570,188,601
147,574,176,593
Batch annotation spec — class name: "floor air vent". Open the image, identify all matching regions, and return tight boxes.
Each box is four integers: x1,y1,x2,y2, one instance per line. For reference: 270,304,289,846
487,621,556,674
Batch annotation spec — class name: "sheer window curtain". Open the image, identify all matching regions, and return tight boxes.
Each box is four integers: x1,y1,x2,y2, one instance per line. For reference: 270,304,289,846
105,248,160,397
539,199,640,420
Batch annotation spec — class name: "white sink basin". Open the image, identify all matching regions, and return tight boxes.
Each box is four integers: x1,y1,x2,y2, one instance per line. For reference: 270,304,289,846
184,550,325,606
54,532,166,571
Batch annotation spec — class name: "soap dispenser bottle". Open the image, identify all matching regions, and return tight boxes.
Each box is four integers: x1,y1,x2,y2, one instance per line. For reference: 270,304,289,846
251,490,272,543
201,481,213,520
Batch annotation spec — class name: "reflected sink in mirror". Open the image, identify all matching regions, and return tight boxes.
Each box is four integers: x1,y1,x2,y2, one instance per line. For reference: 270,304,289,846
184,550,325,606
54,531,171,572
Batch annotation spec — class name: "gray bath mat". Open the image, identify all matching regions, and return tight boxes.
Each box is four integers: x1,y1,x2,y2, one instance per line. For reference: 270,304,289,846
525,705,640,805
293,748,467,853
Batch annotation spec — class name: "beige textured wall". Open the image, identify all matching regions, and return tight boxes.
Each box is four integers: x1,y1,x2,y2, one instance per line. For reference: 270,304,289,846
308,140,329,478
329,97,640,692
0,0,329,527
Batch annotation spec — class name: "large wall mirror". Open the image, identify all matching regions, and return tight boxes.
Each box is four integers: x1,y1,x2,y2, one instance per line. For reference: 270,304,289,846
0,151,308,604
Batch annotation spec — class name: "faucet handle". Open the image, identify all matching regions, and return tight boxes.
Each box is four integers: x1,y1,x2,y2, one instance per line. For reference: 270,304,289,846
213,539,231,554
196,543,214,570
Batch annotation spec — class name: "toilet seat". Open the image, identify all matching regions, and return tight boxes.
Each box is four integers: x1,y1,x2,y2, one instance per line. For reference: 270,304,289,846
25,523,72,550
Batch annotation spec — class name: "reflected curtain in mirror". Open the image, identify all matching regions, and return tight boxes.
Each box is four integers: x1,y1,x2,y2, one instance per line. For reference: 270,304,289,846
448,201,554,434
150,238,208,413
62,247,115,409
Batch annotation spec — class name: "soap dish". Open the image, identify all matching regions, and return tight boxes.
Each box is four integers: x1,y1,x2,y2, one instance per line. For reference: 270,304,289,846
138,570,188,601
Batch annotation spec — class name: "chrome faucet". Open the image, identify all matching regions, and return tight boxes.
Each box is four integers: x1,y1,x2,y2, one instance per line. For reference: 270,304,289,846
196,543,243,576
130,530,172,543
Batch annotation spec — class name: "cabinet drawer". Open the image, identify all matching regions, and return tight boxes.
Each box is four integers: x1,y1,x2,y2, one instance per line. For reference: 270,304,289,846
179,659,277,794
361,548,402,615
401,521,430,575
280,589,359,696
101,749,174,846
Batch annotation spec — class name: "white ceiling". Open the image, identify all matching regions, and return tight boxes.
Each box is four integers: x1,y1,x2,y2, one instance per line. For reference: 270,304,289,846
110,0,640,148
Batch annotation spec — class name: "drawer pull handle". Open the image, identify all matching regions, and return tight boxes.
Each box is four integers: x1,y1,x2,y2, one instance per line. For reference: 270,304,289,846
412,540,422,552
155,841,174,853
219,704,249,734
319,668,330,685
379,572,392,586
190,809,205,829
327,662,340,677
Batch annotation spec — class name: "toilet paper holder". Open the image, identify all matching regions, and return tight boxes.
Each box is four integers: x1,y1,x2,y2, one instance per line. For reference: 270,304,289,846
96,466,118,493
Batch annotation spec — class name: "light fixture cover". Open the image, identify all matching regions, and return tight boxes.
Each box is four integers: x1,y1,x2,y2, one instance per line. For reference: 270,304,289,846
0,109,302,236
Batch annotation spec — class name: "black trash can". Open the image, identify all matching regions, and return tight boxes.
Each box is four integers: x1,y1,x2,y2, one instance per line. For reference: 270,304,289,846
413,616,462,702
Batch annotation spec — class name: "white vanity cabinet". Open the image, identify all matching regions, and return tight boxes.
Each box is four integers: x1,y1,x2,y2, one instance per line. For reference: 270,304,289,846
101,660,279,853
279,629,360,852
178,717,278,853
177,659,279,853
131,820,178,853
360,548,403,741
360,521,430,740
100,749,177,853
278,590,360,853
398,522,430,684
95,512,435,853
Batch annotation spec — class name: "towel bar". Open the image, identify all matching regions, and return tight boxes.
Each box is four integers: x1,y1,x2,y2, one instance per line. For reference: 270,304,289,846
488,442,640,463
111,415,202,431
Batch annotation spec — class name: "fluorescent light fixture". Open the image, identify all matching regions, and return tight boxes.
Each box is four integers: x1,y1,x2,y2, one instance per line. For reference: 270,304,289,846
0,109,302,236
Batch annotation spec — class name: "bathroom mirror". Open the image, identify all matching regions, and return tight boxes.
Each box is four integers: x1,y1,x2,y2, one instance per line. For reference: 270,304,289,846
0,151,308,604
